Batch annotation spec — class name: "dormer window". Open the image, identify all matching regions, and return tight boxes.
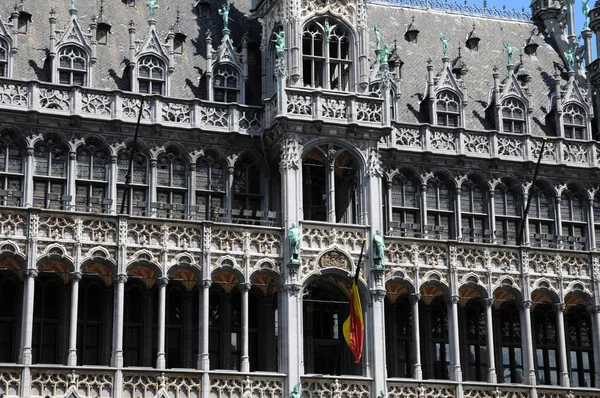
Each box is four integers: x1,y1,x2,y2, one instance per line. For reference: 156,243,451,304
17,10,31,34
138,55,165,94
58,46,87,86
213,65,239,102
563,104,586,140
0,39,9,77
302,20,352,91
436,90,460,127
502,98,526,133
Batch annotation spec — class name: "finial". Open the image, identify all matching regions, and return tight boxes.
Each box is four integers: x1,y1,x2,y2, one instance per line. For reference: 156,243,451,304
100,0,104,15
176,7,181,24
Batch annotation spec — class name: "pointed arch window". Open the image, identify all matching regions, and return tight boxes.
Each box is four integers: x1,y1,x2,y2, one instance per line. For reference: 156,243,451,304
494,183,520,244
138,55,165,94
567,307,594,387
33,137,68,210
196,152,225,221
460,178,488,241
213,65,240,103
116,149,148,216
560,188,587,249
156,149,187,219
0,132,23,206
563,104,586,140
502,98,526,133
58,46,87,86
426,177,453,239
302,20,352,91
76,142,110,213
436,90,460,127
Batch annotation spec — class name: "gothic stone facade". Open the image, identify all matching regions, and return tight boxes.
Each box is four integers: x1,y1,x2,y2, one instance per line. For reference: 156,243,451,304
0,0,600,398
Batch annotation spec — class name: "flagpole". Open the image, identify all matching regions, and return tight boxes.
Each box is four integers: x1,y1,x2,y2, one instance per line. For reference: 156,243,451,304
120,94,147,215
355,238,367,281
516,137,547,246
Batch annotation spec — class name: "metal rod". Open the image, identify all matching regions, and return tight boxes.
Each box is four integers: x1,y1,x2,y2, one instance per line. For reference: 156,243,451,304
120,94,146,215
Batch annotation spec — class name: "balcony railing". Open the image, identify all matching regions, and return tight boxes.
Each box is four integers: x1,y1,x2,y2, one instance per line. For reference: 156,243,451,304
388,123,600,168
0,78,262,134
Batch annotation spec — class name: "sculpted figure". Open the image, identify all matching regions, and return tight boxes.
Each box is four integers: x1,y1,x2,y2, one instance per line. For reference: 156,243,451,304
503,42,515,64
147,0,159,19
440,33,450,57
373,229,385,264
219,2,231,30
288,222,300,262
273,31,285,53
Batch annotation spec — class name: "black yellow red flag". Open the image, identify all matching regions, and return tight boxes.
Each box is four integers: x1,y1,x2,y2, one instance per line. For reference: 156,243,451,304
343,238,366,363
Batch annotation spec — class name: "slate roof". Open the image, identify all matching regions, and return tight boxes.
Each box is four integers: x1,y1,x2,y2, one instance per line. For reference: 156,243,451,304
366,1,577,136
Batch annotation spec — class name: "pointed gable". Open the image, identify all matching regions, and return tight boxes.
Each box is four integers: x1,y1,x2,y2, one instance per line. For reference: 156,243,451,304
500,72,530,109
563,75,588,111
0,16,13,48
56,11,92,54
433,61,465,102
213,34,243,72
136,24,169,62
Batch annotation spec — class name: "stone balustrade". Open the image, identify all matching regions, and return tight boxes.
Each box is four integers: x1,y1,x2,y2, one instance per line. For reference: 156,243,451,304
0,78,262,134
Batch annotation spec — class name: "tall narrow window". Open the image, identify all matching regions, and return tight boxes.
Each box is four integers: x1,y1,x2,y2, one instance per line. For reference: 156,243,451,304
594,193,600,249
303,149,327,222
463,299,487,381
426,177,453,239
233,156,261,212
123,281,145,366
533,304,559,385
196,152,225,221
166,283,184,368
436,90,460,127
567,307,594,387
560,188,586,249
529,185,555,246
302,20,352,91
0,272,19,362
76,141,110,213
32,273,64,364
77,278,106,365
430,298,449,380
213,65,240,103
501,98,526,133
385,296,412,378
390,172,420,227
499,302,523,383
33,137,68,210
563,104,586,140
0,39,9,77
460,179,487,241
495,183,520,244
0,132,23,207
58,46,87,86
116,149,148,216
138,56,165,94
156,150,187,219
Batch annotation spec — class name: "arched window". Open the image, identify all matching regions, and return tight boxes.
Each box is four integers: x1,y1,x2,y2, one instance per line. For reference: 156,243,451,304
195,152,225,221
76,141,110,213
117,149,148,216
426,177,453,239
501,98,526,133
533,304,559,385
213,65,240,103
389,172,420,234
463,299,487,381
248,283,278,371
498,301,523,383
0,39,9,77
233,155,262,212
529,185,555,246
77,277,109,365
156,149,187,219
494,182,520,244
32,273,65,364
0,272,19,362
560,188,587,250
563,104,586,140
302,20,351,91
209,278,242,370
429,298,449,380
460,178,487,241
0,132,23,206
566,306,594,387
166,283,184,368
33,137,68,210
303,149,327,222
436,90,460,127
138,56,165,94
58,46,87,86
385,296,412,378
123,278,157,367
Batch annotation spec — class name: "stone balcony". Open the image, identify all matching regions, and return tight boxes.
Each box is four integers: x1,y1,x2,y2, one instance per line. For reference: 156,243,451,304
0,78,263,135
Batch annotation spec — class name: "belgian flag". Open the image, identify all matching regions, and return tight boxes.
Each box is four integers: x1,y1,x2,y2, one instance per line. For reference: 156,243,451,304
343,238,366,363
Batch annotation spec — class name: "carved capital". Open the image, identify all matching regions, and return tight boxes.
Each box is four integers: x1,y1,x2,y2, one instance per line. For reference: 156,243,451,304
519,300,532,310
70,271,83,282
239,282,251,292
202,280,212,289
156,277,169,287
447,295,460,305
371,288,386,302
114,273,128,284
484,298,494,308
23,268,39,279
409,293,421,304
555,302,566,312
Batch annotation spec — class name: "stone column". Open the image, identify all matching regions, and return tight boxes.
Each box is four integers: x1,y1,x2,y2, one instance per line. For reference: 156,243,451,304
24,146,34,207
520,300,536,385
590,305,600,386
240,282,251,372
199,280,211,370
555,196,563,237
149,158,157,216
484,298,497,383
488,189,496,242
420,183,428,235
156,277,169,369
555,303,569,387
409,293,422,379
448,295,462,382
67,272,82,366
327,150,336,223
588,198,596,249
111,274,127,368
455,188,462,240
19,269,38,365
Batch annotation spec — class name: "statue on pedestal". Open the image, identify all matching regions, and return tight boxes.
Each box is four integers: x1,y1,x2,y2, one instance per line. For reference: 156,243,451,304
288,223,301,263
